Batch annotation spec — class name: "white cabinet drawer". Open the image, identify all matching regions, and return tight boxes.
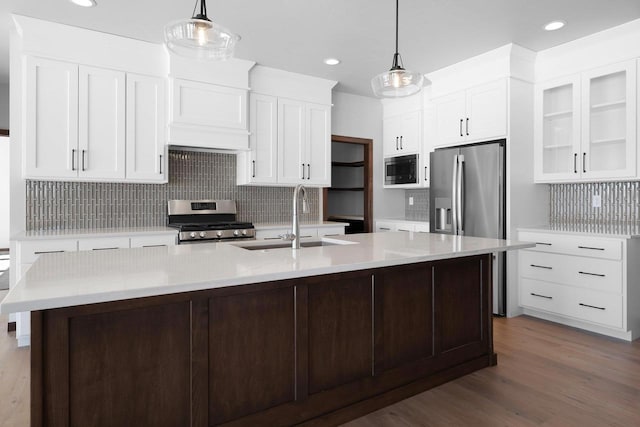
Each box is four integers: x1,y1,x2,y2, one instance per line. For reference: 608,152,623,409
375,221,395,232
519,231,622,260
519,251,622,294
395,224,415,233
19,239,78,264
78,237,130,251
413,223,430,233
520,278,561,313
130,235,177,248
566,287,623,328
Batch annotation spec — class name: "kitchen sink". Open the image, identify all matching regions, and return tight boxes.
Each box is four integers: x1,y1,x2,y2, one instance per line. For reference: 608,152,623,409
232,238,356,251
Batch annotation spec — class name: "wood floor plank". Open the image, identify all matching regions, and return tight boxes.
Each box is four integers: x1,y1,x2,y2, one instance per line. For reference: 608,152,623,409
1,289,639,427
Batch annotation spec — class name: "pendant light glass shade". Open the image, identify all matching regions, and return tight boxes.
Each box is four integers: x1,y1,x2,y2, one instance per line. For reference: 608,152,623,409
371,0,427,98
164,0,240,61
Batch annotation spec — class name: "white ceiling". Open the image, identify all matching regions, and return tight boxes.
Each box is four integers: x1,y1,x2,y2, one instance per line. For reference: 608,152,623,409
1,0,640,95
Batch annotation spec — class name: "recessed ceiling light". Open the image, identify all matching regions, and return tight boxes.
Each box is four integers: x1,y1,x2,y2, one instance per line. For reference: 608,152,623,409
544,20,565,31
324,58,341,66
70,0,97,7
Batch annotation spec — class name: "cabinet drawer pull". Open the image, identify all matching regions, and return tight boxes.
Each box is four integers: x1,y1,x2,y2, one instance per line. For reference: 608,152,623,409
379,227,391,231
536,242,552,246
300,235,313,238
142,244,167,248
530,264,552,270
92,247,119,251
579,303,605,311
573,153,577,174
459,119,463,137
578,271,606,277
323,234,339,237
263,237,282,240
578,246,605,251
34,250,65,255
531,293,552,300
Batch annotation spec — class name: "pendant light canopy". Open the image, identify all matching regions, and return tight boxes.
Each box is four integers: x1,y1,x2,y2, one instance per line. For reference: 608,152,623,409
371,0,428,98
164,0,240,61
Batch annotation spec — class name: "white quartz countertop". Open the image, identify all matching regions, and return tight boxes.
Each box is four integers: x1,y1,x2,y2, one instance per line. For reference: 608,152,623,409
0,232,534,313
253,221,349,230
12,227,178,241
518,226,640,239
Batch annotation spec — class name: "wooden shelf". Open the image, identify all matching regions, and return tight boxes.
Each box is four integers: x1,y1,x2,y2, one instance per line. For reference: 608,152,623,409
331,161,364,167
328,187,364,192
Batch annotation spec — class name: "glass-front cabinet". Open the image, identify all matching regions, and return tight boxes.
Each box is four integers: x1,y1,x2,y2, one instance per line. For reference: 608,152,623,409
535,60,637,182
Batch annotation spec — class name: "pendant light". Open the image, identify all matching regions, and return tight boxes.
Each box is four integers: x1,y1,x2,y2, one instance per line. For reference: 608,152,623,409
164,0,240,61
371,0,427,98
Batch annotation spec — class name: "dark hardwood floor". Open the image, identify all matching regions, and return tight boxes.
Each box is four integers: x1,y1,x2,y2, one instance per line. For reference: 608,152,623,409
1,287,639,427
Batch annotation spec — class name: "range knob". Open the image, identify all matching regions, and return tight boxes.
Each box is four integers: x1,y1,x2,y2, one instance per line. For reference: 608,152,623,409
216,231,223,238
199,231,207,238
189,232,196,238
233,230,240,237
241,230,248,236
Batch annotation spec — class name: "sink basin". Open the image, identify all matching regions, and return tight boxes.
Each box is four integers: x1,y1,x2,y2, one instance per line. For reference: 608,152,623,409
232,238,356,251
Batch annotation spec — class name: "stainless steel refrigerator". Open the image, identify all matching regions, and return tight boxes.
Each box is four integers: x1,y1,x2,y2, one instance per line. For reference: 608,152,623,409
429,139,506,315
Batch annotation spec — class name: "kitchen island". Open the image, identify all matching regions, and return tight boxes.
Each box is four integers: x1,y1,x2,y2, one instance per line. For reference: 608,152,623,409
1,232,533,427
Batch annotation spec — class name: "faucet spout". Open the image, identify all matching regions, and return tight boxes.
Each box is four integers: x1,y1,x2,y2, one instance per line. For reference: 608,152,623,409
292,184,308,249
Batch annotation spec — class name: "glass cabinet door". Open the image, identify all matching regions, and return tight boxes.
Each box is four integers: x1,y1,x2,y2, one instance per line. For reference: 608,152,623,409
535,75,581,181
581,60,636,179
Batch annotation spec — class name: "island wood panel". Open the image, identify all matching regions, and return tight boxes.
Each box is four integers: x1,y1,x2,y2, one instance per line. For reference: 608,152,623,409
307,270,374,394
31,254,495,427
374,263,434,374
209,286,296,425
433,255,492,367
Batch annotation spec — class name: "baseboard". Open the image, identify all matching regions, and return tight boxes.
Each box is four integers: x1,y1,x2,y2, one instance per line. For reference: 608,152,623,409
7,321,16,332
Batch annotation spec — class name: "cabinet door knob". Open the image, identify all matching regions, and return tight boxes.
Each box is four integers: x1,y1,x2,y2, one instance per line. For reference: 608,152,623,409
459,119,463,137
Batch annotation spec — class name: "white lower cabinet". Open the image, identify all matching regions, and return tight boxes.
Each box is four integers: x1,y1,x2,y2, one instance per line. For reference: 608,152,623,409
517,230,639,340
375,219,430,233
12,232,177,346
254,225,345,241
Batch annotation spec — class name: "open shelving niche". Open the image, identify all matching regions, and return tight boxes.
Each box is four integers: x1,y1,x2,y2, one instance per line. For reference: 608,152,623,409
326,142,365,233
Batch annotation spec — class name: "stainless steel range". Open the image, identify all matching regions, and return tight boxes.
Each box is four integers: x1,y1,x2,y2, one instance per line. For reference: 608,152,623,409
167,200,255,244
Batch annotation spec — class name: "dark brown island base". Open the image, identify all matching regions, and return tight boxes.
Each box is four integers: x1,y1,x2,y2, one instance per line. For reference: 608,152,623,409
31,254,493,426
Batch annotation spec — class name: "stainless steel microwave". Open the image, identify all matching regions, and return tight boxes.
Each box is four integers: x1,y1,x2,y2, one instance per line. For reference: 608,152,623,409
384,154,418,185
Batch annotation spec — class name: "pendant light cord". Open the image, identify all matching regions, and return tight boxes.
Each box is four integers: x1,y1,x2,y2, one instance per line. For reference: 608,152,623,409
192,0,208,19
395,0,399,55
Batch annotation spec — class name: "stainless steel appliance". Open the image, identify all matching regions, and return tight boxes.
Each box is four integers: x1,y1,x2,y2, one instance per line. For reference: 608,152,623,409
384,154,418,185
167,200,256,244
429,140,506,315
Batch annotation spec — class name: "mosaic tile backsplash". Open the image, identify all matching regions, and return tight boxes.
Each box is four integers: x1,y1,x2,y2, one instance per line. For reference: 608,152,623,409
26,151,319,230
405,189,429,221
549,181,640,235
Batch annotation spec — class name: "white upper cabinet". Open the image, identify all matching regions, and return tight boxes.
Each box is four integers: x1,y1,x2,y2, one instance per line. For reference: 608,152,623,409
238,93,278,185
126,73,167,182
535,60,637,182
383,110,421,156
23,56,166,183
305,102,331,186
24,57,79,179
278,98,307,184
434,79,507,147
78,65,126,180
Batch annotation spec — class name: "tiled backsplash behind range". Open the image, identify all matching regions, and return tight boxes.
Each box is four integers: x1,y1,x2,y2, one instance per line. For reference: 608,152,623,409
26,151,319,230
405,189,429,221
549,181,640,235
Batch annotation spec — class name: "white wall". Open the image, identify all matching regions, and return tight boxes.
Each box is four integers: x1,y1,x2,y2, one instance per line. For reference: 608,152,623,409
0,136,9,248
0,82,8,130
331,91,404,220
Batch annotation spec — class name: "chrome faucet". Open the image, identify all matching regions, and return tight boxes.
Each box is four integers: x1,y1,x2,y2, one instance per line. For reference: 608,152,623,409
284,184,309,249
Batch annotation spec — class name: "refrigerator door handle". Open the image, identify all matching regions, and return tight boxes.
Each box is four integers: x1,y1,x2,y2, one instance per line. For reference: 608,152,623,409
457,155,465,235
451,154,458,234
